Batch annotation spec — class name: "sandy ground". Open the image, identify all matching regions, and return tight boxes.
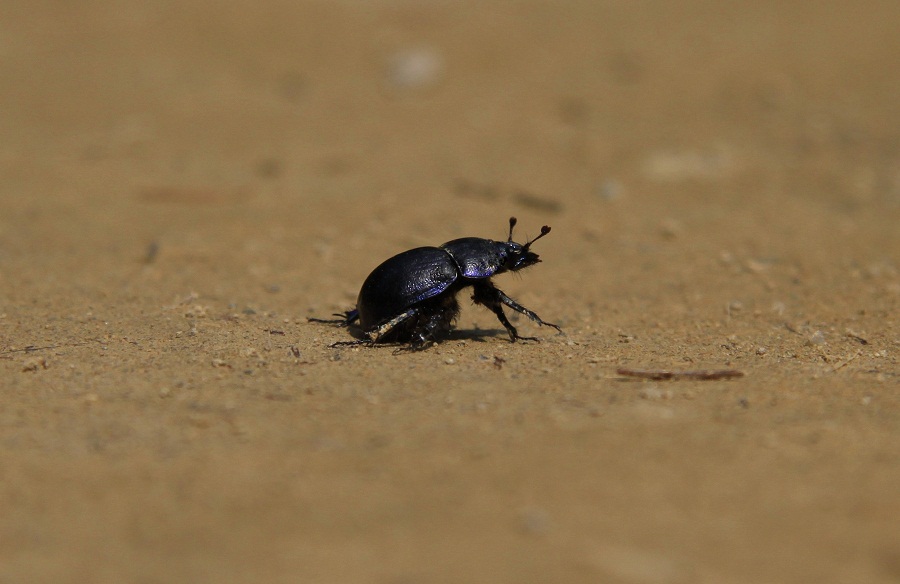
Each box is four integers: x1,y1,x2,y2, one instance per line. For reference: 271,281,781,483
2,1,900,582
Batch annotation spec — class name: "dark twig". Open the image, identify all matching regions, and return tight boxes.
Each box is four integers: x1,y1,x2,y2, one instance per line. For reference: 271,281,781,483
1,344,70,354
616,367,745,381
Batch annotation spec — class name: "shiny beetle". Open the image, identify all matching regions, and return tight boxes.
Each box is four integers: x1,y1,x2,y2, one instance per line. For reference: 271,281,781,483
312,217,560,349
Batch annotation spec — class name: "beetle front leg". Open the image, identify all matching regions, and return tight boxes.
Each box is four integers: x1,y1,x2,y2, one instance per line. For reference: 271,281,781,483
492,303,528,342
495,289,561,333
472,281,560,342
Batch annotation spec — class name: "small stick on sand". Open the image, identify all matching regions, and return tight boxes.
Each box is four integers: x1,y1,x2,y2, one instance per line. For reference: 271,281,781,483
616,367,745,381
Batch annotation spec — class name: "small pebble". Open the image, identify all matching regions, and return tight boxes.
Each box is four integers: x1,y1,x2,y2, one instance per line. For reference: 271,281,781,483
386,48,442,90
518,507,551,535
22,357,48,372
639,387,672,400
595,179,624,201
807,330,826,346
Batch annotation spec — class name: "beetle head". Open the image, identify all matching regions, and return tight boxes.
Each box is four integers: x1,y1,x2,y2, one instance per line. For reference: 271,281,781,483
503,217,552,271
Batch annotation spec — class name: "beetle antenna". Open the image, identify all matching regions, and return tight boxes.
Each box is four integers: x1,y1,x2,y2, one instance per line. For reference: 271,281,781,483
522,225,551,251
507,217,518,243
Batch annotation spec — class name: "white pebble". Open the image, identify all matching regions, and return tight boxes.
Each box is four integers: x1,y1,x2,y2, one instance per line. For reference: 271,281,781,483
386,48,442,89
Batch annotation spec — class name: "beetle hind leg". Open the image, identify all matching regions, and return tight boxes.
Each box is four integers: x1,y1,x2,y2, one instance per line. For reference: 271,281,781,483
407,296,460,349
370,308,420,343
364,296,459,349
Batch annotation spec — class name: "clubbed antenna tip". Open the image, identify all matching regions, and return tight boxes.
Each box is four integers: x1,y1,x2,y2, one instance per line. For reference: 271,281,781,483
507,217,518,242
523,224,552,251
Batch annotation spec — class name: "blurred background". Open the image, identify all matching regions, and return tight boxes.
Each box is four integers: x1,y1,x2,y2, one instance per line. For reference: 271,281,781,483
2,1,899,582
4,1,899,310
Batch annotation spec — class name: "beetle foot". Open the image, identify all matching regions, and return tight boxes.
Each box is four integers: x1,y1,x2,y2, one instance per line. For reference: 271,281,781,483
504,319,562,342
498,321,539,343
392,341,435,354
539,321,563,333
308,309,359,327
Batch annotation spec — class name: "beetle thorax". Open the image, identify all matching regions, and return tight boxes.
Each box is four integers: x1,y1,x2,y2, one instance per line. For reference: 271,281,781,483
440,237,540,279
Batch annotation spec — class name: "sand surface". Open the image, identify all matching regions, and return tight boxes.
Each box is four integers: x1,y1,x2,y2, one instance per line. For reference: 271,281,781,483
2,2,899,582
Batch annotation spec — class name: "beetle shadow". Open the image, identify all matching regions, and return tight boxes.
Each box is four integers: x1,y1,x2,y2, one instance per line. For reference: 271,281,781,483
309,316,549,347
447,327,512,343
341,323,368,341
341,325,509,344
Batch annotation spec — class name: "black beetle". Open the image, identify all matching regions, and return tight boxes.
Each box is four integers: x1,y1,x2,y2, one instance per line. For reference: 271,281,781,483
311,217,560,349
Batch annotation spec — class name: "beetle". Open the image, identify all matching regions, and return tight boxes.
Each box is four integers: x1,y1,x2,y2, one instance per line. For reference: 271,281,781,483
311,217,560,349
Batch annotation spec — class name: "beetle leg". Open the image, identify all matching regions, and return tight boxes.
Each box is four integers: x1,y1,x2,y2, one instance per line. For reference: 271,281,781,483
472,281,560,342
408,298,461,349
393,336,434,353
370,308,419,343
323,309,418,348
496,305,530,342
308,309,359,327
496,290,561,332
471,282,526,341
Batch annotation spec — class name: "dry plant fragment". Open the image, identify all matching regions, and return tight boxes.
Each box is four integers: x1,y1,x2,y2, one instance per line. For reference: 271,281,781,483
22,357,49,372
616,367,745,381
